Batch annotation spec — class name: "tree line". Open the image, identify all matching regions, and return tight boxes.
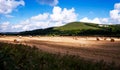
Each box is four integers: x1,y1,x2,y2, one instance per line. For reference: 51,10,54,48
1,25,120,37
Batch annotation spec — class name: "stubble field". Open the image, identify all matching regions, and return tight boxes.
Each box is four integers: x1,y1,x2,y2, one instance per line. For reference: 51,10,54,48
0,36,120,64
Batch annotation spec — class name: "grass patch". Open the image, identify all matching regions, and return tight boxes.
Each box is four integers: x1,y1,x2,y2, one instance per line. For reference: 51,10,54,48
0,42,120,70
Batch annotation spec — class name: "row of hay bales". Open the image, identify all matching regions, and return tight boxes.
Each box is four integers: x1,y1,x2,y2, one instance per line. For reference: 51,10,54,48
96,37,115,42
13,36,116,43
72,36,116,42
13,35,33,43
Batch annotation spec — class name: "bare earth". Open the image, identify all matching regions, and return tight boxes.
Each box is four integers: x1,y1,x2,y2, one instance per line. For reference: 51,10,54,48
0,36,120,64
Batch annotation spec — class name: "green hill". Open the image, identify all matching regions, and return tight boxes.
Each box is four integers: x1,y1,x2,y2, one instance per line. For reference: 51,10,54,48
18,22,105,36
5,22,120,36
54,22,100,31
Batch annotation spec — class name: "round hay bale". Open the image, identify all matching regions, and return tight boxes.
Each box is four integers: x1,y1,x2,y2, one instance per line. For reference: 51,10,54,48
29,36,32,38
14,39,21,43
96,37,100,41
110,38,115,42
19,36,22,39
14,39,19,43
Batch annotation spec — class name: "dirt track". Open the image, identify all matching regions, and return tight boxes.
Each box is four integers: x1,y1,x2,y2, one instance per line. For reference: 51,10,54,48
0,36,120,64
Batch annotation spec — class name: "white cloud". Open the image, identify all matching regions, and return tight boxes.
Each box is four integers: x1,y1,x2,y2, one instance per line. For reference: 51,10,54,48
92,18,101,24
110,3,120,23
31,13,49,21
80,17,108,24
10,6,77,32
50,7,77,25
0,22,10,31
80,17,91,23
101,18,108,23
114,3,120,10
12,19,50,31
0,0,25,14
110,10,120,20
80,2,120,24
37,0,58,6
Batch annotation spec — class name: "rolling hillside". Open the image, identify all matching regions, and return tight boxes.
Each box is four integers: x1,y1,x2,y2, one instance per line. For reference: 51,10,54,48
17,22,103,36
1,22,120,36
54,22,100,31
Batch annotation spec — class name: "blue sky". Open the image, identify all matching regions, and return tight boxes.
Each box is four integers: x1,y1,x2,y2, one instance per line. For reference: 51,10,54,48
0,0,120,32
59,0,116,18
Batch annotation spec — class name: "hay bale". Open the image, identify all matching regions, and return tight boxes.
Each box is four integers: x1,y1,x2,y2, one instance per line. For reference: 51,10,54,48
110,38,115,42
14,39,21,43
96,37,100,41
19,36,22,39
29,36,32,38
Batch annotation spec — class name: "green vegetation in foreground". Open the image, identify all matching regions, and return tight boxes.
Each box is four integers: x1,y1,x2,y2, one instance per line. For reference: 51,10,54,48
54,22,100,31
0,42,120,70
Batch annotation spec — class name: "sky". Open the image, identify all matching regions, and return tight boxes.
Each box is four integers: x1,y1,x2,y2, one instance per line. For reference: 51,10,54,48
0,0,120,32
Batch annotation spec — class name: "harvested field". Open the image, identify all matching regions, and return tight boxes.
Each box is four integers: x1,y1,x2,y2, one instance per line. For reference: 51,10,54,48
0,36,120,64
